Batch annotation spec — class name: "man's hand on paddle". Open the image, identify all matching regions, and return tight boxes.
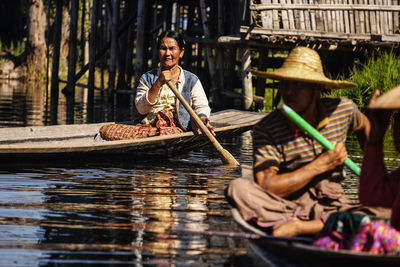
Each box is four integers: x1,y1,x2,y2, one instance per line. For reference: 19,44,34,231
315,142,348,173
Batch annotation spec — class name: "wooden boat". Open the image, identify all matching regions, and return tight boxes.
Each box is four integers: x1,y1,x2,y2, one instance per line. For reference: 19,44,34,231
231,208,400,267
0,109,265,164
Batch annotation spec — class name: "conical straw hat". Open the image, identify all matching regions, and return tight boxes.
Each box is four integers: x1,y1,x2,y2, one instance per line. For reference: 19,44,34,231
251,46,356,89
368,85,400,109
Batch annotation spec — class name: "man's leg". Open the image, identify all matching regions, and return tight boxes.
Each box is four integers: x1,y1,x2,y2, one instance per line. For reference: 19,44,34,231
273,218,323,237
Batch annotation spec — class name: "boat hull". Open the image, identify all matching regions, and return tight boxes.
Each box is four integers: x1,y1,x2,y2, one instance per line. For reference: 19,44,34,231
0,109,265,164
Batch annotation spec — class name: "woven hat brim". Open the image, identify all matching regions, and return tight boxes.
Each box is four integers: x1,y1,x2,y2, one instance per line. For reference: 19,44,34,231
251,69,356,89
368,85,400,109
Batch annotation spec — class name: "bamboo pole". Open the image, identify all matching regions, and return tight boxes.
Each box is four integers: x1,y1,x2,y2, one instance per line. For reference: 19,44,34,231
279,103,361,175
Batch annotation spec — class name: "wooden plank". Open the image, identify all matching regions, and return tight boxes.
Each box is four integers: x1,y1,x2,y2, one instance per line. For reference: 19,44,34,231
381,0,388,34
298,0,306,29
241,26,400,40
377,0,383,34
304,0,312,30
250,3,400,11
334,0,341,32
272,0,280,29
287,0,296,29
343,0,351,33
330,0,337,32
294,0,301,29
315,0,325,31
359,0,366,34
310,0,317,30
338,0,345,32
394,0,399,33
363,0,370,33
348,0,356,33
369,0,377,34
322,0,329,31
260,0,273,29
354,0,361,33
281,0,290,29
386,0,393,34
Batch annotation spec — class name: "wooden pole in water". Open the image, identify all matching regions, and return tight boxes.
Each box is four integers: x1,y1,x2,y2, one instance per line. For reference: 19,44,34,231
65,0,79,124
199,0,217,92
50,0,63,125
167,81,240,166
87,0,99,123
134,0,148,88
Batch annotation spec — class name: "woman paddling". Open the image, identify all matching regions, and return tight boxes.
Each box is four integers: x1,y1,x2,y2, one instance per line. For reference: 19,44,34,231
99,30,215,140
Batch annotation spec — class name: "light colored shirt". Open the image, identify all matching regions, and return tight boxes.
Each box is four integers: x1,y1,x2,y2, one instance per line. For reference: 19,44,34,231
135,66,211,124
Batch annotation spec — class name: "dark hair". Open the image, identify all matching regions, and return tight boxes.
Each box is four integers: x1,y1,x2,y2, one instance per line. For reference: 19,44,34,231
157,30,185,50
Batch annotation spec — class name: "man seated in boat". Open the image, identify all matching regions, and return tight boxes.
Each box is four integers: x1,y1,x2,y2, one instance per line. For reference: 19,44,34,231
227,46,391,237
98,30,215,140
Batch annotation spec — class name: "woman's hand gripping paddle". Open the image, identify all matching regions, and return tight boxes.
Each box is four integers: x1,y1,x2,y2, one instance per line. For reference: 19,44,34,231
167,81,240,166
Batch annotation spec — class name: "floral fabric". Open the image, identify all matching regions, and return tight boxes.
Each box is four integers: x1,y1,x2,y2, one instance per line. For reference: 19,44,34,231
313,220,400,255
99,109,183,141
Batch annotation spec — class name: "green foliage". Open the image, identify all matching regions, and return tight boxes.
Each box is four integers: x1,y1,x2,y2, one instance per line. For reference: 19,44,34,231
325,50,400,110
0,40,25,57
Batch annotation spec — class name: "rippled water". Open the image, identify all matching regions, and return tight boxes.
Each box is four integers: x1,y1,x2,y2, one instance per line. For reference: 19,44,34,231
0,80,398,266
0,131,254,266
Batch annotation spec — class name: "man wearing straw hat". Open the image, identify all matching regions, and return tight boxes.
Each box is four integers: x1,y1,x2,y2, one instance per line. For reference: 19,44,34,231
359,87,400,231
227,46,390,237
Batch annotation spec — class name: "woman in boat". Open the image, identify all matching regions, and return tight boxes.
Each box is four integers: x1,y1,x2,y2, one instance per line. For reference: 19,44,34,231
134,30,214,135
99,30,214,140
359,86,400,231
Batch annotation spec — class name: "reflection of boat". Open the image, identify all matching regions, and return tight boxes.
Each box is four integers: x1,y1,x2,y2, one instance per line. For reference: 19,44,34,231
0,109,265,163
231,208,400,267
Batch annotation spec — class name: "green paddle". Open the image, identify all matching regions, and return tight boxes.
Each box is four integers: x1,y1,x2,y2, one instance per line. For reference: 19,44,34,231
278,102,361,176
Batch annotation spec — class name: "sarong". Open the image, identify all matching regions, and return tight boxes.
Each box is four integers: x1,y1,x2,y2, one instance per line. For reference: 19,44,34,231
227,177,391,229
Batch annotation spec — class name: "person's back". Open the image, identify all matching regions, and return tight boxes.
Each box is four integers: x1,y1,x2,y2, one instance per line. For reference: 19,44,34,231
359,87,400,231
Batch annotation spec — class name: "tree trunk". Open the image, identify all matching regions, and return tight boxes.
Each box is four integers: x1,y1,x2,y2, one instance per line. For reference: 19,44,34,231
27,0,47,76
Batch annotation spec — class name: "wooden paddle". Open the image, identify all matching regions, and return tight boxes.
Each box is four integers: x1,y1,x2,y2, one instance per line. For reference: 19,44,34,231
167,81,240,166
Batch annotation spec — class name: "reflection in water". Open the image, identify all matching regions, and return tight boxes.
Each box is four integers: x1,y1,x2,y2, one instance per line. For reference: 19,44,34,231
0,135,251,266
0,80,120,127
1,80,392,266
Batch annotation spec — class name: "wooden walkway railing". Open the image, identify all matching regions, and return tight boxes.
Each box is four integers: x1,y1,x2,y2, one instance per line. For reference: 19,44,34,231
242,0,400,46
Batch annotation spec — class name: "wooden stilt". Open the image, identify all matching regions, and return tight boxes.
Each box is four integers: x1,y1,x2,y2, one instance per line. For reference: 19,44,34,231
65,0,79,124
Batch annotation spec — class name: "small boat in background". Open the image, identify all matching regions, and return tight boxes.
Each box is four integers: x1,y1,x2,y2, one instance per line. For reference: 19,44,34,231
231,208,400,267
0,109,265,164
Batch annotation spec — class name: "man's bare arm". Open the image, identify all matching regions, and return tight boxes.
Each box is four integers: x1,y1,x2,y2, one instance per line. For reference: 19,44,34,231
255,142,348,197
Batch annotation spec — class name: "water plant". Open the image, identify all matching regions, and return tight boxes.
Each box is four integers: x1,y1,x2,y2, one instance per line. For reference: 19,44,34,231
0,40,26,57
325,49,400,110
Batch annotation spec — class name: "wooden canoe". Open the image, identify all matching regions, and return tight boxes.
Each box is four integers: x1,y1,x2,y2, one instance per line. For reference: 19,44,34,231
231,208,400,267
0,109,265,164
